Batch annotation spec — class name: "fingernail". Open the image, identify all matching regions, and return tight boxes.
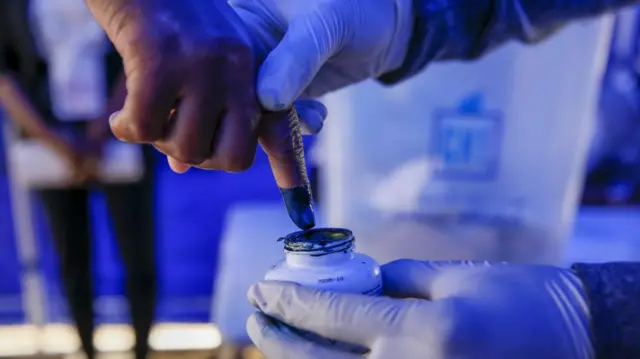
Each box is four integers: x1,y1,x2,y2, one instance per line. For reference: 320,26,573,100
167,157,190,174
108,111,121,126
259,89,286,111
109,111,131,142
279,186,315,230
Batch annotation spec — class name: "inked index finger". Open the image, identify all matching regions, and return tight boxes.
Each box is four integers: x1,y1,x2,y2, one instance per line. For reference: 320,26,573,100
258,107,316,230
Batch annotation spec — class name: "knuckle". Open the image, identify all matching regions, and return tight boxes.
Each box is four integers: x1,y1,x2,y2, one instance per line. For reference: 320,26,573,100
187,38,253,70
166,144,208,166
239,107,261,130
110,123,135,142
190,48,224,68
219,152,255,173
224,42,253,68
111,120,161,143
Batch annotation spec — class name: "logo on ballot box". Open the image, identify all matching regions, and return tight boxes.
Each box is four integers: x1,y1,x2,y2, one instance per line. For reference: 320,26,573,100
431,93,503,181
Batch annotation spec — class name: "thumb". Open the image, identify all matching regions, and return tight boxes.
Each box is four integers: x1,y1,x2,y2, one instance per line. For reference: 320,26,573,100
258,106,316,230
247,281,399,348
257,4,343,111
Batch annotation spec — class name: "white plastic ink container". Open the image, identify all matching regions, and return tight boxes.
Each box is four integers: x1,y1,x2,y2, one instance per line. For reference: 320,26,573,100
264,228,381,353
265,227,382,296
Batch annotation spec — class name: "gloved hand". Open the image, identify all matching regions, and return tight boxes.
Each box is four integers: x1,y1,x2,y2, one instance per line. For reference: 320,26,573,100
231,0,414,111
246,259,594,359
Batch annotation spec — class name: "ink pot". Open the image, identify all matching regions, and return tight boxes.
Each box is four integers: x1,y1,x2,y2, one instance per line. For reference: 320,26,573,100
265,228,382,296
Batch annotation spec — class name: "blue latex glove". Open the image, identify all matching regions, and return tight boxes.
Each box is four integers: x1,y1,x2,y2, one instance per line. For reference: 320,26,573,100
247,260,594,359
231,0,414,111
232,0,639,112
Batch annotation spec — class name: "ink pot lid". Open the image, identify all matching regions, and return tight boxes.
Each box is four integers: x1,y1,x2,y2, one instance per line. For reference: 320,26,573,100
279,228,355,256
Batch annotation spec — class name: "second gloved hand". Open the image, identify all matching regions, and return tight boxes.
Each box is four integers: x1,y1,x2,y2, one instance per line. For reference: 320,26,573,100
247,260,594,359
231,0,414,111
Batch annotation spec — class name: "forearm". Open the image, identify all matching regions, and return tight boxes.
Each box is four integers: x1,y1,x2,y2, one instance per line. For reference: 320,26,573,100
571,262,640,359
0,75,57,141
380,0,638,84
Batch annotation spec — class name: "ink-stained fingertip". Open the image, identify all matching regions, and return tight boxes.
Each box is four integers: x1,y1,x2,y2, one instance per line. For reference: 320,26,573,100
279,186,316,230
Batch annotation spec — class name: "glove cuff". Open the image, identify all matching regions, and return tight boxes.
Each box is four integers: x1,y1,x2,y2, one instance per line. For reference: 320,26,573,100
377,0,493,85
379,0,414,76
571,262,640,359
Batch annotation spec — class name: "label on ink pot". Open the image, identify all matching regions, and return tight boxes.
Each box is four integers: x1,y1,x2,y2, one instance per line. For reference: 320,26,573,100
266,228,381,354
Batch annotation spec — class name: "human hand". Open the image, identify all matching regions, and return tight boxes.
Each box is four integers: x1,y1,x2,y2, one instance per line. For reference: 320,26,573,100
84,0,323,229
44,133,98,184
165,98,327,173
84,0,259,168
246,260,594,359
231,0,414,111
73,156,100,184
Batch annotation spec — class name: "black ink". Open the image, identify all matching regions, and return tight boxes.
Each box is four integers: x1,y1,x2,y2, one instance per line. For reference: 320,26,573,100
279,228,354,257
279,186,315,230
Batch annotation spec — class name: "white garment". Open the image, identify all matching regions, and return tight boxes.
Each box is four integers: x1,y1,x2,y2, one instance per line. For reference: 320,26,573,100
29,0,108,121
8,140,145,187
6,0,145,187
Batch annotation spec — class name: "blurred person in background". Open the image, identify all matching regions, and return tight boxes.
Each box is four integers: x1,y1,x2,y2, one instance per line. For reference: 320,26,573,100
0,1,156,359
